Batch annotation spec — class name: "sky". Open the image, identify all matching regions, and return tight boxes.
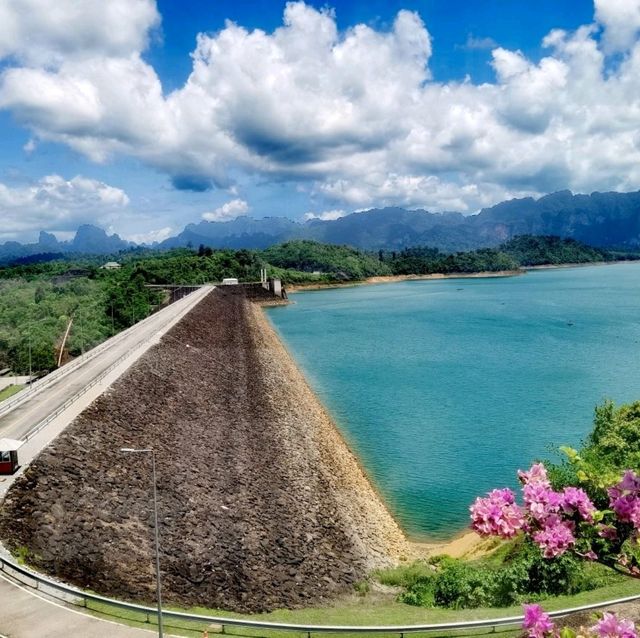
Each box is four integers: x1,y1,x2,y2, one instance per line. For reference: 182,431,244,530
0,0,639,243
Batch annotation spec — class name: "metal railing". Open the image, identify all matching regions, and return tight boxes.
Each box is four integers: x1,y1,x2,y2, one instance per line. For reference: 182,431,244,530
22,337,149,443
2,553,640,636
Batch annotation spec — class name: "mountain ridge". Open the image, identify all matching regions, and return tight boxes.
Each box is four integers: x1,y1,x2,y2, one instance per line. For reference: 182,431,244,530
2,189,640,263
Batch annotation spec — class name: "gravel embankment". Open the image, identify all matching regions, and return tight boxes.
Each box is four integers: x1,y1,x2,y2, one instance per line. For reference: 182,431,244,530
0,288,408,612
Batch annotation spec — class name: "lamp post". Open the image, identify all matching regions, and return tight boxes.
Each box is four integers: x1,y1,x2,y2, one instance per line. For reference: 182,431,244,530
120,447,164,638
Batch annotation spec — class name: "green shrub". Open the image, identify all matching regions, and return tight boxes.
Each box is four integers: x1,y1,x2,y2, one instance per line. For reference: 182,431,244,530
432,559,497,609
399,577,436,607
375,560,434,588
393,543,618,610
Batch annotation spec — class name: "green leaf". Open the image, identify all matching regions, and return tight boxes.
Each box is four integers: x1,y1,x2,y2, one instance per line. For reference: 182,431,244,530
560,627,576,638
560,446,579,461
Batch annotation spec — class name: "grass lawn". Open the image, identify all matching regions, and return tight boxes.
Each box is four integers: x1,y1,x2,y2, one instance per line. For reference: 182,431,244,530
83,577,640,638
0,384,23,402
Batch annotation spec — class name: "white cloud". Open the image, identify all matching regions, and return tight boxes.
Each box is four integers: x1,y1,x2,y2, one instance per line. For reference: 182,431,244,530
0,175,130,240
124,226,174,245
0,0,160,65
303,209,346,221
595,0,640,52
319,174,535,212
202,198,250,222
1,1,640,215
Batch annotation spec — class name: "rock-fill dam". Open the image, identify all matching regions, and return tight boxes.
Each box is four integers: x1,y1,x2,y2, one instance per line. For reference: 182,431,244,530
0,288,408,612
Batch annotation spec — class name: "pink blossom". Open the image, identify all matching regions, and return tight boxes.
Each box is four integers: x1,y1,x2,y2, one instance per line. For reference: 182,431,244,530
619,470,640,493
562,486,596,522
532,517,576,557
597,524,618,540
575,549,598,561
611,495,640,528
518,463,551,488
608,471,640,529
523,483,563,522
470,488,525,538
523,604,557,638
591,612,637,638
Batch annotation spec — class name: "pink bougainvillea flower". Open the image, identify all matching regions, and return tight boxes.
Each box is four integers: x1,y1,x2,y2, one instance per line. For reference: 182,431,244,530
518,463,551,488
597,524,618,541
523,483,563,522
523,604,557,638
619,470,640,493
532,517,576,557
470,488,525,538
575,549,598,561
591,612,638,638
609,471,640,529
562,486,596,522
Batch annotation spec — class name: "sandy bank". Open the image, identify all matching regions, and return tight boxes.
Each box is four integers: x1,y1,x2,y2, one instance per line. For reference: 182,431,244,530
0,289,408,613
287,270,523,292
524,259,640,270
411,530,493,560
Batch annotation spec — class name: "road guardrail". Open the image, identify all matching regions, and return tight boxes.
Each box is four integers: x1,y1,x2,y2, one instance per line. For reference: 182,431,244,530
2,553,640,636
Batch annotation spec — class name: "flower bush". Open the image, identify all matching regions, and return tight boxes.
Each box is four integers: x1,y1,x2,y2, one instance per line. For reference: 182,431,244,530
472,463,640,638
470,463,640,572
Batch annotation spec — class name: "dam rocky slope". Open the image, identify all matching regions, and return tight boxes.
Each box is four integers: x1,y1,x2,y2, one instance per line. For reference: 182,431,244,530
0,288,407,612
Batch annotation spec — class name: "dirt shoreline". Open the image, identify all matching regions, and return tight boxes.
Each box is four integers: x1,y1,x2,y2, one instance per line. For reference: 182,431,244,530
524,259,637,270
287,259,640,293
0,288,409,612
287,270,523,292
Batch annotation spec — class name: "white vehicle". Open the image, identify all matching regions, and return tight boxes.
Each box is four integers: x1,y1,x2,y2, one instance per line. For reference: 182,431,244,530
221,278,239,285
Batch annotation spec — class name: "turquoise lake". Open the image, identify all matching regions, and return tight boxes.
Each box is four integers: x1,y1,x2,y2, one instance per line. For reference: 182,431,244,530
265,262,640,541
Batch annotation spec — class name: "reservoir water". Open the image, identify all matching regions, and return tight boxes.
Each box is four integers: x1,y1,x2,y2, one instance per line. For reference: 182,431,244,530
265,262,640,540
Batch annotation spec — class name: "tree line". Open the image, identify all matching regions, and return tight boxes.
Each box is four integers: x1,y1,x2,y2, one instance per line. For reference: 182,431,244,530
0,235,637,375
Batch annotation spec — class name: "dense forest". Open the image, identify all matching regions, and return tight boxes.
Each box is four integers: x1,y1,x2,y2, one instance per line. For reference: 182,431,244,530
0,235,637,377
498,235,610,266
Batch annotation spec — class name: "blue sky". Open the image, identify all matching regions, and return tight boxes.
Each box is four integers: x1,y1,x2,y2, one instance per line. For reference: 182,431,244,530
0,0,638,243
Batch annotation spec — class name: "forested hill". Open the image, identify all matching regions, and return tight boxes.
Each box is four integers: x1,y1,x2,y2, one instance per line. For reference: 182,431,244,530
498,236,611,266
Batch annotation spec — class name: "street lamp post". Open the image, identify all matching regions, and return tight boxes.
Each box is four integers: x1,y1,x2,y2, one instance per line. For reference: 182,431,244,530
120,447,164,638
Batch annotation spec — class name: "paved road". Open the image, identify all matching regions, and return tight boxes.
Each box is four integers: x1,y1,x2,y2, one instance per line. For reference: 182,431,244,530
0,572,168,638
0,286,212,442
